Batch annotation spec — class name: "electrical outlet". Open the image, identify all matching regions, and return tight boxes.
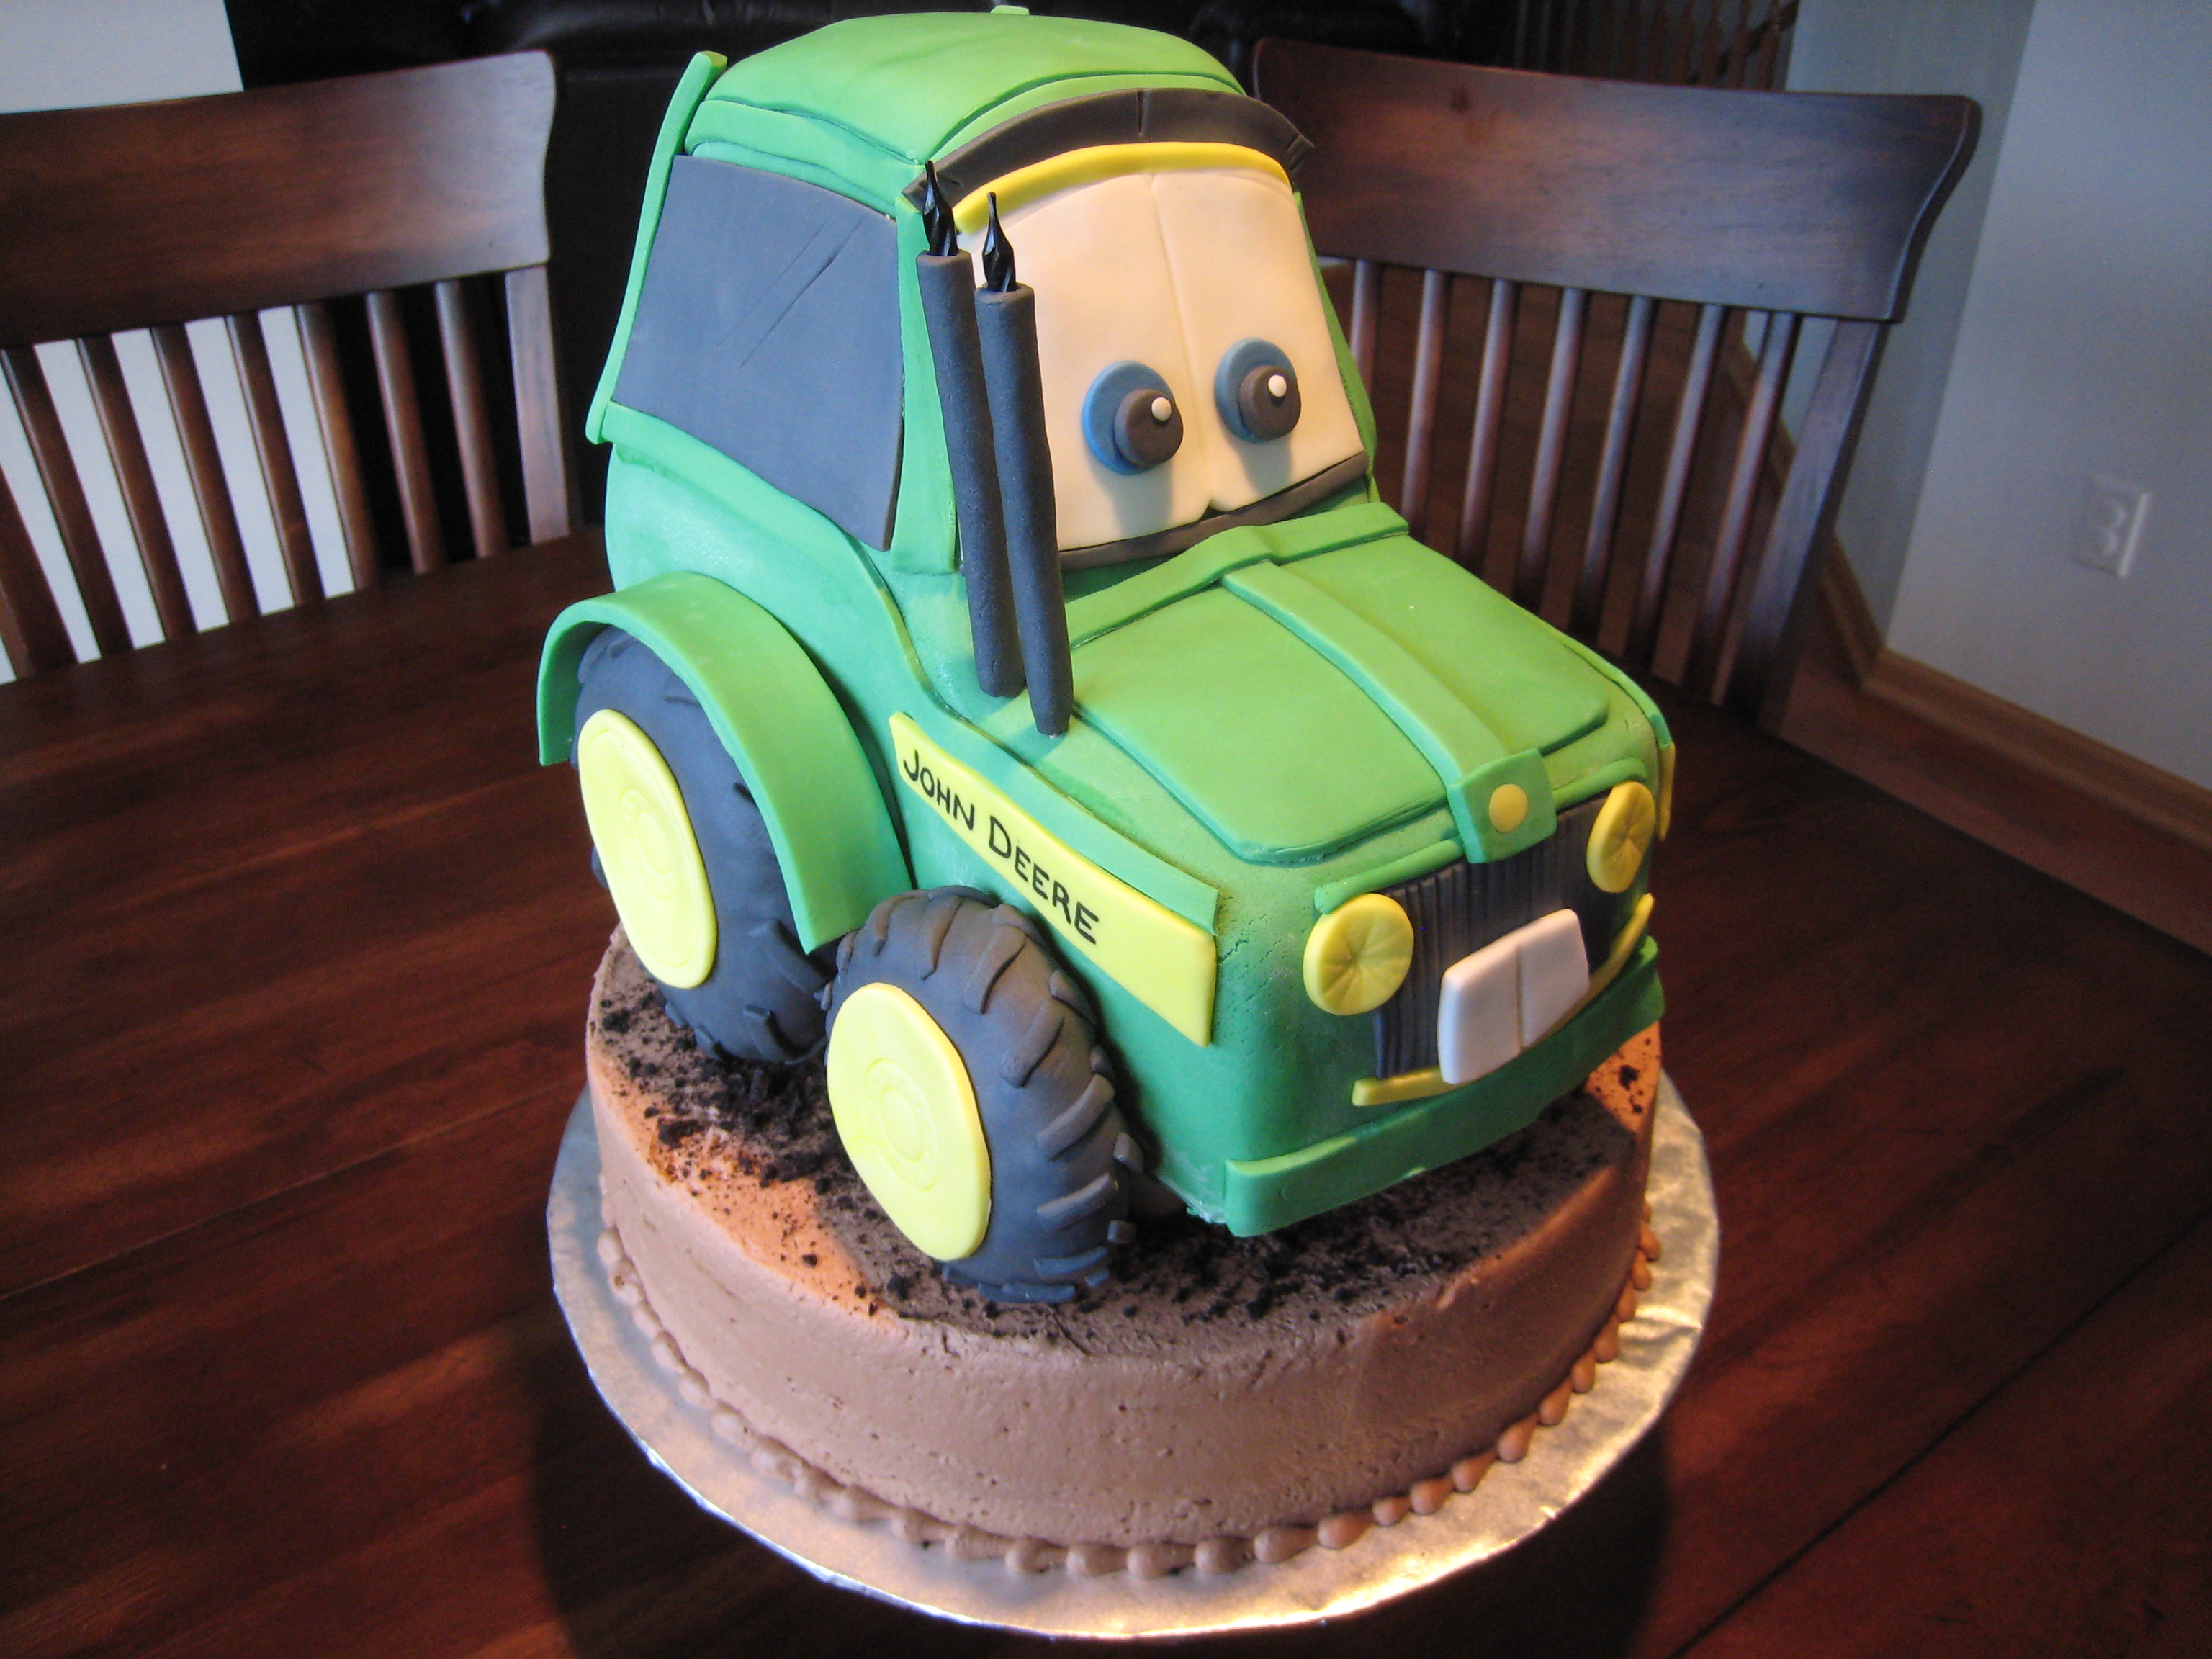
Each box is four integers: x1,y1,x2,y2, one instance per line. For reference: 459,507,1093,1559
2073,475,2149,576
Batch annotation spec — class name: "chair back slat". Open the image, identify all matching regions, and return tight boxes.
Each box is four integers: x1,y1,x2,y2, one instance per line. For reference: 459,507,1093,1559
1681,310,1797,688
296,300,381,591
1264,42,1975,321
0,56,554,350
0,478,73,673
4,346,131,655
1574,290,1655,634
1628,300,1723,662
1399,269,1452,543
1454,277,1519,567
225,311,323,605
503,265,575,547
1348,259,1382,385
1722,315,1884,708
1516,284,1588,608
78,335,196,640
366,289,447,574
150,323,258,621
436,279,511,563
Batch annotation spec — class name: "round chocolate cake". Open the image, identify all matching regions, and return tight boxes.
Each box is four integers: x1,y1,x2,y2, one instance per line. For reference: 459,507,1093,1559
588,935,1662,1576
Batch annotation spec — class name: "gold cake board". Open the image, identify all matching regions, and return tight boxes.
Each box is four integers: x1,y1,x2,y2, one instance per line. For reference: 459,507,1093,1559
547,1076,1717,1639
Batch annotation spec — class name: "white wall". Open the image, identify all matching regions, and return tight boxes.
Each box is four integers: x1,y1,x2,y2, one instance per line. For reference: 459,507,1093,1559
1786,0,2038,632
0,0,353,685
1884,0,2212,789
0,0,239,112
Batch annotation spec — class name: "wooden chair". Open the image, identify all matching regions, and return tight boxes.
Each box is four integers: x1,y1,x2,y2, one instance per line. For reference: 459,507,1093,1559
1254,39,1977,723
0,53,572,679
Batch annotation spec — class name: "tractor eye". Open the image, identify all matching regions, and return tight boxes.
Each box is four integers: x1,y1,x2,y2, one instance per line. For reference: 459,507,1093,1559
1215,338,1300,442
1082,361,1183,473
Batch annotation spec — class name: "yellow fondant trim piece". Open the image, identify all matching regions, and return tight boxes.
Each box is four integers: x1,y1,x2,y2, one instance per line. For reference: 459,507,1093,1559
952,142,1290,233
576,709,717,989
1352,1066,1449,1110
889,714,1218,1046
1545,893,1655,1043
1588,781,1657,894
825,983,992,1261
1657,742,1677,840
1488,783,1529,833
1303,893,1415,1017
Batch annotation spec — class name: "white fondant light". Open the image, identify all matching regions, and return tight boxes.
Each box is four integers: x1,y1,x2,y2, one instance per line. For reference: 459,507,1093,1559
1436,909,1592,1087
1437,934,1521,1088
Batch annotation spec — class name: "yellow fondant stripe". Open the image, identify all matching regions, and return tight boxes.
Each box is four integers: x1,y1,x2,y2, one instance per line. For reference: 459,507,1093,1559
952,142,1290,233
889,714,1217,1046
1545,893,1655,1043
1352,1066,1449,1110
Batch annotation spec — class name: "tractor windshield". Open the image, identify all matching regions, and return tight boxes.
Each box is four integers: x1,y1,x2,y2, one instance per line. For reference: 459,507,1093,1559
958,151,1365,562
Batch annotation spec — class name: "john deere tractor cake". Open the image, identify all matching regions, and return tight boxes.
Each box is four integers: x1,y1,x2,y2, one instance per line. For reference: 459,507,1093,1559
552,9,1675,1573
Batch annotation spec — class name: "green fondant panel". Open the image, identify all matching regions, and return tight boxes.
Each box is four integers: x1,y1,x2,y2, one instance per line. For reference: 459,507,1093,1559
1552,627,1673,752
703,14,1236,172
1064,499,1405,649
1222,559,1530,856
684,105,913,207
1288,539,1611,759
1311,837,1462,916
1072,588,1441,863
588,52,726,446
537,574,912,952
1552,753,1649,812
1220,939,1664,1235
1455,750,1557,860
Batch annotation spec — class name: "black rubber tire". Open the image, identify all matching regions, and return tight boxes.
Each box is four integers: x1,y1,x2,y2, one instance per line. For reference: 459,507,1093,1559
825,889,1142,1303
572,626,831,1062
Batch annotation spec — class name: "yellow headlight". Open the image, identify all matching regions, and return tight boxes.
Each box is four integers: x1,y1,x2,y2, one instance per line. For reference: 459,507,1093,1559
1587,781,1657,894
1303,893,1414,1015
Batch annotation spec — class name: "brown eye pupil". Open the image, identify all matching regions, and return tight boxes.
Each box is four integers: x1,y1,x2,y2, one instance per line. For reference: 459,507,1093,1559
1215,338,1302,443
1114,387,1182,468
1236,362,1300,439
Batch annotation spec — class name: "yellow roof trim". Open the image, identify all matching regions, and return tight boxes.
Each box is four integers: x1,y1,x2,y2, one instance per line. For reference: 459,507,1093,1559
953,141,1289,234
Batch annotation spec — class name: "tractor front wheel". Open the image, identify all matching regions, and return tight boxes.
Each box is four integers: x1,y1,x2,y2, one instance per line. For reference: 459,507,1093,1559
824,889,1141,1302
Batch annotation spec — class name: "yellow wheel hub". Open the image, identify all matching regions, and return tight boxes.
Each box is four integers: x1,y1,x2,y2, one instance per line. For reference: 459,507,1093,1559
576,709,718,989
1588,781,1658,894
826,983,992,1261
1303,892,1415,1016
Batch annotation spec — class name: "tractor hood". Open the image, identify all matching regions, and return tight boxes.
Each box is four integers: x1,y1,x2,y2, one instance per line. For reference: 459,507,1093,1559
1061,506,1630,865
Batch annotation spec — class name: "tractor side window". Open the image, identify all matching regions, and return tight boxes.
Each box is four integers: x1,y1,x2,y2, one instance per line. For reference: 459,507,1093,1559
613,156,904,551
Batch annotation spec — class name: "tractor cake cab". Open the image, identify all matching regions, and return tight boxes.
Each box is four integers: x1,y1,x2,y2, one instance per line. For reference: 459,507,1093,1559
539,11,1672,1303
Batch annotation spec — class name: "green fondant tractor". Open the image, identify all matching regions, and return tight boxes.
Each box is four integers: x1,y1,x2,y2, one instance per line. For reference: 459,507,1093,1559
541,10,1671,1303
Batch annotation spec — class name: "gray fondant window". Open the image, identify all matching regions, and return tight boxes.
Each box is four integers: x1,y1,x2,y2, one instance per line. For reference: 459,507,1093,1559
615,155,903,549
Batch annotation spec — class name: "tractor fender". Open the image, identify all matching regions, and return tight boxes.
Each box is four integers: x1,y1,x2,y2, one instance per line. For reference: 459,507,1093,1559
539,571,911,950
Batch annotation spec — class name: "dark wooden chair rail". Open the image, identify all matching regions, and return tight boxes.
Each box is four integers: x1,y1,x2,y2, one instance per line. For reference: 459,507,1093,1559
1255,38,1976,722
0,52,573,680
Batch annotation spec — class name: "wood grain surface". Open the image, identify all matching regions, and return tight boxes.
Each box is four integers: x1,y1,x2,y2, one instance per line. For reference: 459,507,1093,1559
4,535,2208,1657
0,55,555,349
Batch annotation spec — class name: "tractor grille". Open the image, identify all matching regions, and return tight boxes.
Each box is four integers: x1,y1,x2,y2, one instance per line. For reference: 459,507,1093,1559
1372,796,1612,1078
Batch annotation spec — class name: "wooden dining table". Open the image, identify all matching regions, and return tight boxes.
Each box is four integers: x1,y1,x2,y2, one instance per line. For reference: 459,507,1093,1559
5,531,2209,1658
